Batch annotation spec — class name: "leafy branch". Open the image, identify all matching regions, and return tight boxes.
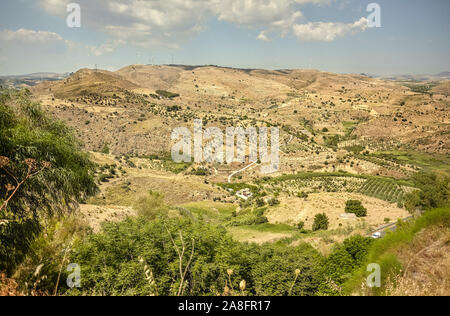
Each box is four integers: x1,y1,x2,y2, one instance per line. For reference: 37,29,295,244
0,156,51,218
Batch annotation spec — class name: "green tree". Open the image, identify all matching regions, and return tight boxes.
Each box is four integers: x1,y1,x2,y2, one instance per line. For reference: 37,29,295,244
68,216,323,296
345,200,367,217
0,89,97,275
312,213,329,231
405,172,449,213
319,235,373,295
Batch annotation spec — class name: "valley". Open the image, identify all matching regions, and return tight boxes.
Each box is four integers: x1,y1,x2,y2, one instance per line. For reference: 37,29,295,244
29,65,449,252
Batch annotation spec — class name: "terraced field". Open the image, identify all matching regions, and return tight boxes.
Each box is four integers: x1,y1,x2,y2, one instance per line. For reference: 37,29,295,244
257,172,414,204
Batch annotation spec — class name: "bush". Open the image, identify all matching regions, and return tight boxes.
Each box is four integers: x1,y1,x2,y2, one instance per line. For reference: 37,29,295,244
343,207,450,295
345,200,367,217
156,90,180,99
13,216,92,295
101,143,110,154
255,198,266,207
68,216,323,296
404,172,449,213
296,221,305,230
0,89,97,275
312,213,329,231
319,235,373,295
297,192,309,199
133,191,167,219
268,198,280,206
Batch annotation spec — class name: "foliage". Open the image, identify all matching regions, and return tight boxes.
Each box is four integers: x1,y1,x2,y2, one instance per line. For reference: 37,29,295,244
312,213,329,231
101,143,110,154
324,135,341,148
225,208,268,227
13,216,92,295
156,90,180,99
345,200,367,217
0,89,97,275
404,172,449,213
133,191,167,219
318,235,373,295
68,216,323,296
343,207,450,295
297,192,308,199
268,198,280,206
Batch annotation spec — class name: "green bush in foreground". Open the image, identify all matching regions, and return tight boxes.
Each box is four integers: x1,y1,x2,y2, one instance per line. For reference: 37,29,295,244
343,207,450,295
67,217,323,296
318,235,373,295
0,89,97,275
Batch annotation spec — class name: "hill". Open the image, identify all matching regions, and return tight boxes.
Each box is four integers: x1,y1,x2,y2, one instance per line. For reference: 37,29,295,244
33,68,139,99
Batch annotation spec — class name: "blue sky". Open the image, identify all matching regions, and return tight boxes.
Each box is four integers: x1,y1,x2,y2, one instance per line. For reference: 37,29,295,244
0,0,449,76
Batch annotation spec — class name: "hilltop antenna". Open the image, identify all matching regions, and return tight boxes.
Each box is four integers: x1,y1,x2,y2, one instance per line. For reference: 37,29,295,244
95,64,98,72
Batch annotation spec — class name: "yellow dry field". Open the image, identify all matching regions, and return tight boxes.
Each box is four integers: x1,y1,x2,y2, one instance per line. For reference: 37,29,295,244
79,204,135,232
227,227,292,245
88,153,223,206
267,192,410,230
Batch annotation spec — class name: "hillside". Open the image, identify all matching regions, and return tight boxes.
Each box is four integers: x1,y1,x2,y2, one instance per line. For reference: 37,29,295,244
349,208,450,296
31,65,449,157
34,68,139,99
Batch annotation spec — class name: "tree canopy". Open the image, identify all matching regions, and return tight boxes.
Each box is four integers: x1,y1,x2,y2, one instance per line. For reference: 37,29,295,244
0,89,97,274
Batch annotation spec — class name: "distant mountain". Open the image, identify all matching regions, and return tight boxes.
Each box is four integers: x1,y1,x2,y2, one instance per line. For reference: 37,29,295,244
0,72,69,88
378,72,450,82
0,72,69,80
436,71,450,78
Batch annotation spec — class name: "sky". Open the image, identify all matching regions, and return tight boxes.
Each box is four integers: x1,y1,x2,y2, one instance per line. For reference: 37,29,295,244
0,0,449,76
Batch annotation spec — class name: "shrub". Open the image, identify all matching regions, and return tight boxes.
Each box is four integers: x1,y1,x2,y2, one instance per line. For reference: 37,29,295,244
255,198,266,207
312,213,329,231
268,198,280,206
133,191,167,219
296,221,305,230
345,200,367,217
101,143,110,154
319,235,373,295
404,172,449,213
68,217,323,296
0,89,97,275
156,90,180,99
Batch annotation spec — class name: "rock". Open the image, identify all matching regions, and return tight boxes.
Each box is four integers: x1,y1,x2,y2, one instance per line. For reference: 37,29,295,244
340,213,357,220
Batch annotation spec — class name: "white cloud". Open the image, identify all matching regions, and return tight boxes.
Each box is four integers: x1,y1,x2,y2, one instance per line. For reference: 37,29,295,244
35,0,363,48
0,28,63,43
213,0,301,27
257,31,271,42
38,0,70,15
292,17,368,41
0,28,123,57
85,40,126,57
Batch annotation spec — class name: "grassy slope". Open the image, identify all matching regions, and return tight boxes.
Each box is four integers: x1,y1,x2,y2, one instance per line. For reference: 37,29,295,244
344,207,450,296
